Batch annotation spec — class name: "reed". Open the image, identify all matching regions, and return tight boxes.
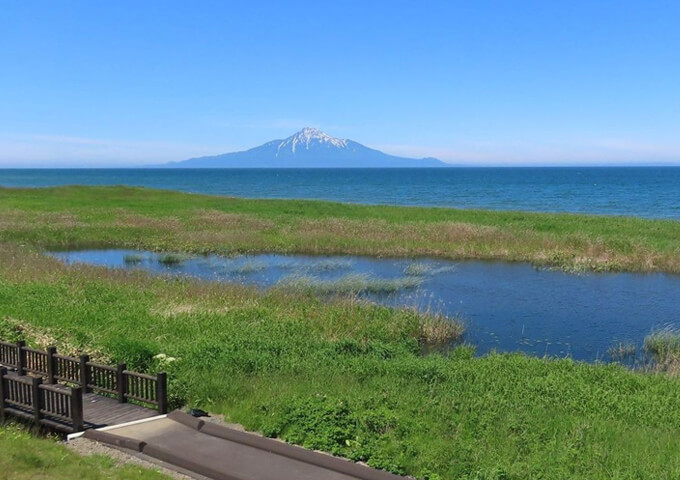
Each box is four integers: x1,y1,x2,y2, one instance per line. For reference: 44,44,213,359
607,341,638,360
644,327,680,369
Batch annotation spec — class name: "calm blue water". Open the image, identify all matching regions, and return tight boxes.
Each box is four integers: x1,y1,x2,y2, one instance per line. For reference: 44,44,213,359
49,250,680,363
2,167,680,218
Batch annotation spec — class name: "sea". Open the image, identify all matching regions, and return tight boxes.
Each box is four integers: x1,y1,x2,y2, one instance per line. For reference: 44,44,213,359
1,167,680,219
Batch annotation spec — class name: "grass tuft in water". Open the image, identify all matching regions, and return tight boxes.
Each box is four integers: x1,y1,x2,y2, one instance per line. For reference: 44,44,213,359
157,253,187,266
280,259,354,273
123,253,144,265
231,260,267,274
277,273,423,295
403,262,456,276
404,262,432,276
644,327,680,366
607,341,638,361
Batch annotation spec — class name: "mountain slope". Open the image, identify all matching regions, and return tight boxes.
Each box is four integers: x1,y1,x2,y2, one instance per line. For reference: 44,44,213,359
165,128,448,168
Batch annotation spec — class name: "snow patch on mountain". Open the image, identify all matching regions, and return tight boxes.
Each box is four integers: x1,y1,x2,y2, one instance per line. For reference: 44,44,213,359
276,127,349,156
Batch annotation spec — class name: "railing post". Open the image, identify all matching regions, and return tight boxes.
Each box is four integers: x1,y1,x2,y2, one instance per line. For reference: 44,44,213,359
156,372,168,414
70,386,84,432
79,355,90,393
32,376,43,426
46,347,57,384
0,366,7,423
16,341,26,375
117,363,127,403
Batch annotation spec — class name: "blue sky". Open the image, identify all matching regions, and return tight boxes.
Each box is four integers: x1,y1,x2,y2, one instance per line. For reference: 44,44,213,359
1,0,679,166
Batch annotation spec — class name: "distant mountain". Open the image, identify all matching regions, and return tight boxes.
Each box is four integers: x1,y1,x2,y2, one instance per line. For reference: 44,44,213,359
164,128,449,168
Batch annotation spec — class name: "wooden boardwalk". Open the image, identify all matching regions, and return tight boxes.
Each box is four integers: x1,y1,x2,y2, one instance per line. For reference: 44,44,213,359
2,370,159,432
1,339,167,433
82,390,158,429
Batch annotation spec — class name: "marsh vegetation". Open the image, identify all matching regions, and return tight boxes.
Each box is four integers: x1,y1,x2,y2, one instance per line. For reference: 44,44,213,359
1,185,680,274
3,186,680,479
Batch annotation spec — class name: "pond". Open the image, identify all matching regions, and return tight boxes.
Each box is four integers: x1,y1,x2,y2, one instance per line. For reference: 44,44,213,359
49,250,680,364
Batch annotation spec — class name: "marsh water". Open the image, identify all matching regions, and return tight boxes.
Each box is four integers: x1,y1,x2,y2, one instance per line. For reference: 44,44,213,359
49,249,680,364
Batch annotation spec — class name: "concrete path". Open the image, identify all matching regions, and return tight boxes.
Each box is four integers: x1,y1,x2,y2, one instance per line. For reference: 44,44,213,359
81,410,406,480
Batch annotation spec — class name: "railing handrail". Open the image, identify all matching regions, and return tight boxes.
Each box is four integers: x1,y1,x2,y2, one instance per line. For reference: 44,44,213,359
39,383,73,396
124,370,156,381
23,346,47,354
4,373,33,386
53,353,79,362
0,338,168,415
87,361,116,372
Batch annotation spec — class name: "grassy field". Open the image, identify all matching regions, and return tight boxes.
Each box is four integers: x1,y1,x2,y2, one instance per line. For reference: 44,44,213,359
0,422,170,480
1,243,680,479
2,186,680,479
1,185,679,273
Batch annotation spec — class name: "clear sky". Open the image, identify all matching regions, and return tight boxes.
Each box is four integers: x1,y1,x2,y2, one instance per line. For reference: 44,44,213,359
1,0,679,167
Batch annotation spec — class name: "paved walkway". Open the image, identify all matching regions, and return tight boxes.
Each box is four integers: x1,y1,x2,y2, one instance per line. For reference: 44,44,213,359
82,411,406,480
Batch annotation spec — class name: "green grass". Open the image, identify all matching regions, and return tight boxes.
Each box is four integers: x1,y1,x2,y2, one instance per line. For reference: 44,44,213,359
0,422,170,480
2,245,680,479
0,185,679,273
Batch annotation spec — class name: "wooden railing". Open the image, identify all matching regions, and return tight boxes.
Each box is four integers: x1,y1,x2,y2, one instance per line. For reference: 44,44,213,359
0,340,20,369
54,353,80,384
0,339,168,431
126,370,167,413
39,382,83,432
0,367,84,432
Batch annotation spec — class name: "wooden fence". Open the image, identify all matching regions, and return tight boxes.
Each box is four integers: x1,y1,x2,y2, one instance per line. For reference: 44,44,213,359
0,339,168,432
0,368,84,432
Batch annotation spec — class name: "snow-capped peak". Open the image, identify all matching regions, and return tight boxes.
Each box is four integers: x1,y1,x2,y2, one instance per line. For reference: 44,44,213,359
277,127,349,154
